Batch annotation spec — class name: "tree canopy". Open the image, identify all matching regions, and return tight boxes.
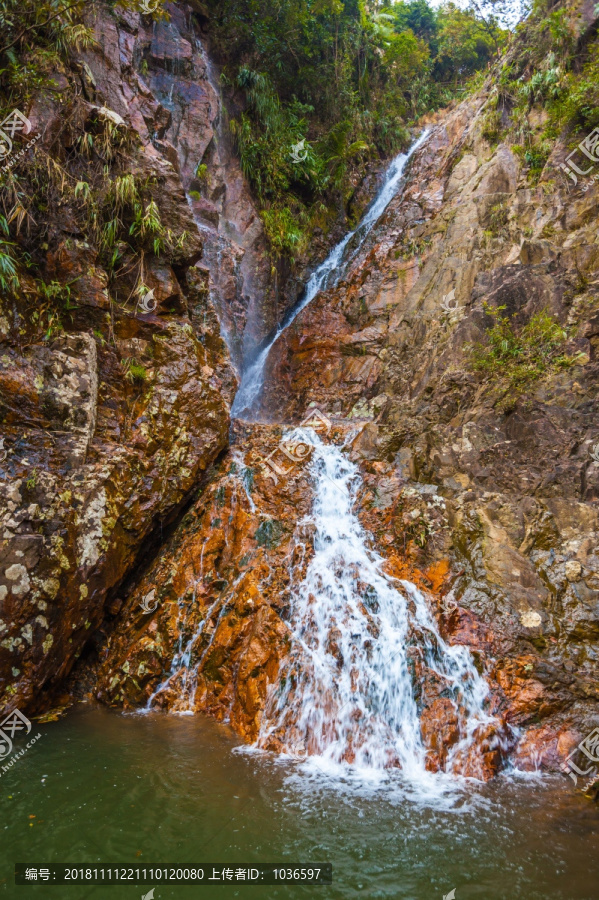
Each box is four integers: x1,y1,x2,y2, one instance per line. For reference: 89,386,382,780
0,0,507,258
208,0,506,252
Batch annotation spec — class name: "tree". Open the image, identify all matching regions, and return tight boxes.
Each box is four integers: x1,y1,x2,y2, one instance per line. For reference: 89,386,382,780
320,120,369,214
385,27,430,84
435,3,503,82
389,0,439,49
468,0,530,30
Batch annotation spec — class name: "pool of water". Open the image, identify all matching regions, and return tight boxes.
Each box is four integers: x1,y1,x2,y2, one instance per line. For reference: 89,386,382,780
1,706,597,899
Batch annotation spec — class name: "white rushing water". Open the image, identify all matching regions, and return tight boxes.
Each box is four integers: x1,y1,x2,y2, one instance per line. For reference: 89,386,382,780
257,429,498,786
154,124,503,791
232,130,430,418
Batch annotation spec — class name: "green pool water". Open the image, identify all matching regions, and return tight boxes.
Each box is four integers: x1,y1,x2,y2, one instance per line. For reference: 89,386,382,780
1,706,597,899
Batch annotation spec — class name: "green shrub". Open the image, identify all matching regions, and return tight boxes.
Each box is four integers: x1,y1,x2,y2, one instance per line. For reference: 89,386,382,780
260,205,307,260
481,107,503,145
122,358,148,384
487,200,509,235
512,143,551,185
467,305,576,410
547,42,599,132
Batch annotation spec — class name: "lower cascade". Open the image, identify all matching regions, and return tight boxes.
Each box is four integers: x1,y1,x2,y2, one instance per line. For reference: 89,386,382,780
256,430,510,781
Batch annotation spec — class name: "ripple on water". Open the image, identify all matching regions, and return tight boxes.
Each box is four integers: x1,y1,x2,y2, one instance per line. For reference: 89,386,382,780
1,709,597,900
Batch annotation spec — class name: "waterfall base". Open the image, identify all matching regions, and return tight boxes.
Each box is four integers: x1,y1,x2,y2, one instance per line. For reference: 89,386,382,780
92,419,516,784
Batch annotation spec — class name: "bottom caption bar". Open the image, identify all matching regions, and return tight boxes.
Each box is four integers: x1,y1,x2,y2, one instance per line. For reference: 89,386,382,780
16,864,332,885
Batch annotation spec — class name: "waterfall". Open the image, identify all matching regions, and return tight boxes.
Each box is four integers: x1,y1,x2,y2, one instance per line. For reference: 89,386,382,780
231,129,430,419
256,430,502,784
145,593,223,715
148,122,509,787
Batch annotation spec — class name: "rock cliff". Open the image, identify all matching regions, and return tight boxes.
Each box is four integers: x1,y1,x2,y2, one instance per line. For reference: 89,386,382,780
261,93,599,771
1,0,598,785
86,53,598,780
0,0,278,714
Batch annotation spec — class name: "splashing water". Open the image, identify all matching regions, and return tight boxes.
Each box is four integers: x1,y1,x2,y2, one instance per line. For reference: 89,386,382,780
145,461,257,715
145,594,224,715
232,130,430,419
257,430,502,786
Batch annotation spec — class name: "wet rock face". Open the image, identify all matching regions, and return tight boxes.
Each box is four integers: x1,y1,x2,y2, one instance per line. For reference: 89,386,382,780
0,3,245,715
79,1,276,371
91,421,313,739
242,98,599,767
0,315,231,715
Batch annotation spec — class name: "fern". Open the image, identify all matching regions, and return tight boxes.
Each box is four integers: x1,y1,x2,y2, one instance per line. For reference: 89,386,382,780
0,214,19,292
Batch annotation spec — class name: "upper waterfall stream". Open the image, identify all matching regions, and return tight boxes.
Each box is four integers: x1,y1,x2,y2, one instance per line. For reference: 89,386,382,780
232,130,430,418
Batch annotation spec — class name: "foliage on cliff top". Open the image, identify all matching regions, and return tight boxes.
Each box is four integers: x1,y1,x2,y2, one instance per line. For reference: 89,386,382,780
0,0,186,344
0,1,161,105
0,0,507,263
476,0,599,182
206,0,506,256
